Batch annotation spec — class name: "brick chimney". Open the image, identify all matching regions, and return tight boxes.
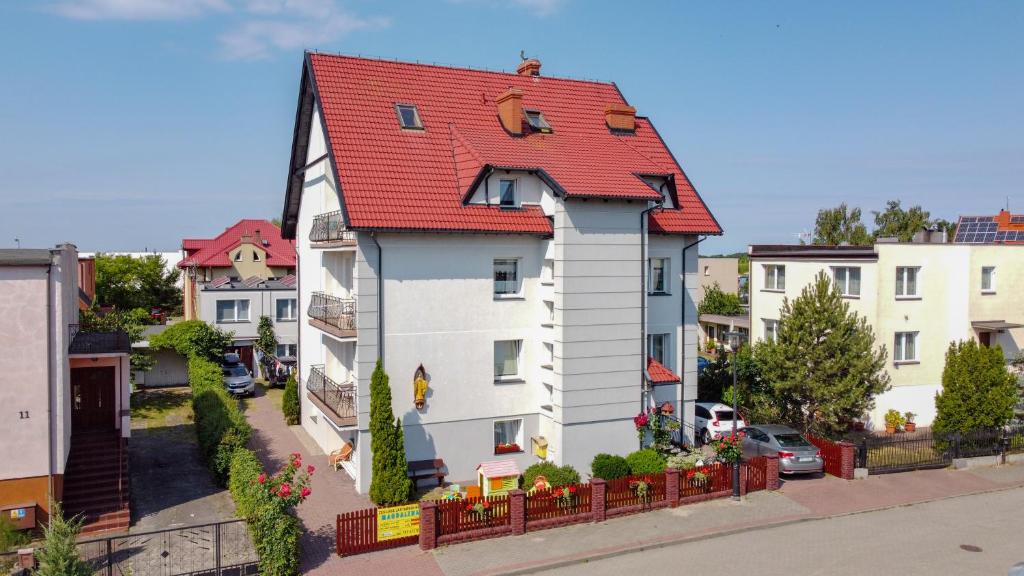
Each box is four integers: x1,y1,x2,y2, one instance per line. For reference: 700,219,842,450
517,58,541,77
497,87,524,135
605,103,636,132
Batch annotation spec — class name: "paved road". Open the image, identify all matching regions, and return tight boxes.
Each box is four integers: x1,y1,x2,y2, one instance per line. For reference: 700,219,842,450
542,487,1024,576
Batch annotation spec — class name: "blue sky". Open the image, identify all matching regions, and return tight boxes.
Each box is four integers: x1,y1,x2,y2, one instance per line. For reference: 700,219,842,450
1,1,1021,254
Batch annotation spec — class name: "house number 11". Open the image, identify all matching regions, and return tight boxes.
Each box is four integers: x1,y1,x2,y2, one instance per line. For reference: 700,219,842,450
19,411,29,419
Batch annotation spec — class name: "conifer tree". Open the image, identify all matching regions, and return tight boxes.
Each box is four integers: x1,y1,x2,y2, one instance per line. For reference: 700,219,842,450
756,271,890,437
933,340,1017,435
35,502,91,576
368,359,412,505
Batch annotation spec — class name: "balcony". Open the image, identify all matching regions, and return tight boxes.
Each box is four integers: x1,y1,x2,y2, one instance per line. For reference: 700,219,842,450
68,324,131,355
306,365,356,428
310,210,357,247
308,291,357,340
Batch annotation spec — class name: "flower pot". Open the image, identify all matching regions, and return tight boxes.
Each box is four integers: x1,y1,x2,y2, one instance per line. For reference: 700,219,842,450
885,424,896,434
905,422,917,433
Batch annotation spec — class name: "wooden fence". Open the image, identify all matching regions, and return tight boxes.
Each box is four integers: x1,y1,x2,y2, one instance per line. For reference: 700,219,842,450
437,494,511,537
807,435,846,478
744,456,768,492
336,506,419,556
525,484,593,529
679,463,731,499
606,473,668,514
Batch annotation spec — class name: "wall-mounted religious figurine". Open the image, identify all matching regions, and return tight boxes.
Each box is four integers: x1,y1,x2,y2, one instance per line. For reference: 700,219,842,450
414,364,428,409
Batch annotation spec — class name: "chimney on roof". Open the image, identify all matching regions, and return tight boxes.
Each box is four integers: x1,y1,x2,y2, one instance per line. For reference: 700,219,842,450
497,87,524,135
605,103,637,132
240,232,253,245
517,58,541,77
253,229,262,245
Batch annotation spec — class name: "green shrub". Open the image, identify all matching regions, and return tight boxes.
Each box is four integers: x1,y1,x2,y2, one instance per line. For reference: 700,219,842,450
666,452,704,470
229,449,301,576
523,461,581,487
150,320,232,362
934,340,1018,436
34,502,91,576
282,374,300,425
368,360,413,505
0,515,29,552
190,357,251,485
626,448,667,475
590,453,630,480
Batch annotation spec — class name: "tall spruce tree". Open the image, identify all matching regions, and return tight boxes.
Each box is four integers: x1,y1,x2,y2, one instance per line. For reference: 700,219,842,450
932,340,1017,435
35,502,91,576
368,359,412,505
755,271,890,437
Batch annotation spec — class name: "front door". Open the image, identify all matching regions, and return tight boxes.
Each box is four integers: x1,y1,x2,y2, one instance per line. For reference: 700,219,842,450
72,367,116,432
979,331,991,347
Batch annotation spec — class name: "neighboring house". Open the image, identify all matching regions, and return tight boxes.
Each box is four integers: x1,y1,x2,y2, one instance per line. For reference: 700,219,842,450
279,54,721,493
0,245,132,534
699,314,750,350
177,220,297,373
749,212,1024,430
696,257,747,347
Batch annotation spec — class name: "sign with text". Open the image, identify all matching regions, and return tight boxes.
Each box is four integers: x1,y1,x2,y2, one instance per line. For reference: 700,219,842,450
376,504,420,541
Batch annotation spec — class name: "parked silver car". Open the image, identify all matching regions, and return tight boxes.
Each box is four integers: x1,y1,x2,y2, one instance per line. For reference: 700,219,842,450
222,364,255,396
740,425,823,475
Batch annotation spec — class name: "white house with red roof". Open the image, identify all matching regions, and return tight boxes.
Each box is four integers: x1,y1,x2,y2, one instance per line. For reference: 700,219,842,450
280,54,721,492
177,220,298,373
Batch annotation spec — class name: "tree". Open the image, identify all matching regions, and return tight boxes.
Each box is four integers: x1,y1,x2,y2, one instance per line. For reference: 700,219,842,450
932,340,1017,435
872,200,931,242
698,282,745,316
257,316,278,356
756,271,890,438
95,253,182,315
34,501,91,576
79,307,154,376
149,320,233,361
282,373,300,425
368,359,412,505
811,203,872,246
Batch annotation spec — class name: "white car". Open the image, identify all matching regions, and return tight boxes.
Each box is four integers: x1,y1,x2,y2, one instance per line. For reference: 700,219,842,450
695,402,746,445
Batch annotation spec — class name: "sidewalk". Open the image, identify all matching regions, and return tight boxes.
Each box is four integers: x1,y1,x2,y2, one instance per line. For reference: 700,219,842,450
430,464,1024,576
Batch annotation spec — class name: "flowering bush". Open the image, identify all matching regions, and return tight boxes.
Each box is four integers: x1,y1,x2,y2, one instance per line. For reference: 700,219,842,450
628,476,655,501
229,449,302,576
684,469,708,485
710,431,744,464
551,484,579,508
666,452,704,471
633,411,650,444
465,499,492,519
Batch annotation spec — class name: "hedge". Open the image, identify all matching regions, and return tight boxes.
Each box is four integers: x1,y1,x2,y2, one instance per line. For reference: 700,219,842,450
229,449,301,576
523,461,581,488
625,448,667,475
590,453,630,480
189,357,251,485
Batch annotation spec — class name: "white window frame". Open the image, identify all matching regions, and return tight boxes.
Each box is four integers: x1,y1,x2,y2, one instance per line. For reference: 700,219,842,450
981,266,996,294
498,178,518,208
275,343,296,358
649,257,669,295
276,298,298,321
648,333,670,367
252,250,261,262
831,266,861,297
764,265,785,291
233,251,243,262
494,340,522,382
894,331,919,363
216,299,250,323
764,319,779,343
493,258,522,298
894,266,920,299
493,418,524,451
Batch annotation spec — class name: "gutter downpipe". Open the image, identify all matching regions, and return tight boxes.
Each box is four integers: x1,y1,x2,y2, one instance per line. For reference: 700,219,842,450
46,259,54,510
370,233,384,363
640,198,664,416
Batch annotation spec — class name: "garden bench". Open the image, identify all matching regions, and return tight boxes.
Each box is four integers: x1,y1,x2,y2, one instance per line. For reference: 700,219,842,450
407,458,447,488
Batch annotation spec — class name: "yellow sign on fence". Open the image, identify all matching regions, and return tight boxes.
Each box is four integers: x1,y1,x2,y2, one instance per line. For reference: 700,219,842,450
377,504,420,541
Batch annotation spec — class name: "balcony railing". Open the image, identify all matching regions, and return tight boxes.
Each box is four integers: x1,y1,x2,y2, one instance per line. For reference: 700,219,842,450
68,324,132,355
310,210,357,245
306,364,356,426
307,292,356,337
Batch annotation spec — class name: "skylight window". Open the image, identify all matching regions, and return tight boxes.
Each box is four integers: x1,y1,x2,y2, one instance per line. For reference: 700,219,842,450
524,109,551,133
395,104,423,130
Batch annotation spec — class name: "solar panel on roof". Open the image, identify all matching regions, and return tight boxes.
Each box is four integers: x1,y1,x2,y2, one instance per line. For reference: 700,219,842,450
243,276,263,288
279,274,297,287
1012,216,1024,223
208,276,230,288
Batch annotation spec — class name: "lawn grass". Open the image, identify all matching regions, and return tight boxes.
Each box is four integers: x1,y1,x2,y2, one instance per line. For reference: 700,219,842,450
132,387,194,440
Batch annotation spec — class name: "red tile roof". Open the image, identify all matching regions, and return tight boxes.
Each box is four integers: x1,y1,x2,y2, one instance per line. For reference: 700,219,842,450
647,357,681,384
282,53,720,236
177,219,296,269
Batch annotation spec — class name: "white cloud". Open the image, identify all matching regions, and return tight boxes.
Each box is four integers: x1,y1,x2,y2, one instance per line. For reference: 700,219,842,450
219,5,388,60
448,0,563,17
50,0,230,20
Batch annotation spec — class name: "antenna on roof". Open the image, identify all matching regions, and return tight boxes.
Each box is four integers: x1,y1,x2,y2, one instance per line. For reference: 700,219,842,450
520,50,528,62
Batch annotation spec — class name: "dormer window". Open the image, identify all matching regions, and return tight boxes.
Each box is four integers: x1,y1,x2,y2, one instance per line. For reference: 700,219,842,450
234,251,243,262
253,251,261,261
499,179,517,208
395,104,423,130
524,109,551,133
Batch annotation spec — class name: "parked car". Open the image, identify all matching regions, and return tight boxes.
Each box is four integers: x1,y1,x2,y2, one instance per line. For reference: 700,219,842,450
697,356,710,374
740,424,823,475
222,352,241,366
222,364,255,396
695,402,746,445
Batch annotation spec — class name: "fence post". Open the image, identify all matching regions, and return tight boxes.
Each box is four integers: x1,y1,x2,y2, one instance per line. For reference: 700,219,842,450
665,469,680,507
591,479,607,523
215,522,222,575
106,538,113,576
509,489,526,535
739,464,748,497
764,455,780,490
838,441,856,480
17,548,35,572
953,432,962,459
419,500,438,551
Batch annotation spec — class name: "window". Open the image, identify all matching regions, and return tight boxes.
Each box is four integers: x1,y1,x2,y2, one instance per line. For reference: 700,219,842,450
706,324,717,341
703,265,710,276
395,104,423,129
764,319,779,343
832,267,861,297
216,299,250,323
981,266,996,293
275,344,296,358
649,333,669,366
895,267,919,298
252,251,260,261
764,265,786,291
649,257,668,294
894,332,918,363
499,179,517,207
493,419,523,451
543,300,554,324
524,110,551,133
233,251,243,262
541,259,554,284
494,340,521,380
276,298,298,321
493,258,521,296
543,342,554,367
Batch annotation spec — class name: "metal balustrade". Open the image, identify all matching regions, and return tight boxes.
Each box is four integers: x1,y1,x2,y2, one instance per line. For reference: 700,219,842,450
306,364,356,424
310,210,357,244
307,291,356,334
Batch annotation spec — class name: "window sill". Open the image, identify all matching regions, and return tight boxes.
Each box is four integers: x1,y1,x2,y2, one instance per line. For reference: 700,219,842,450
494,377,525,384
648,292,672,297
761,289,785,293
893,360,920,366
981,290,997,295
540,364,553,370
275,318,297,323
541,280,554,286
493,449,525,456
216,320,250,324
894,296,921,301
541,322,554,328
840,294,861,299
494,294,525,301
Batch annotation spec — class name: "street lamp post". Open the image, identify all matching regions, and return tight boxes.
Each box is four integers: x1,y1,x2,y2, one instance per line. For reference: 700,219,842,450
723,330,745,501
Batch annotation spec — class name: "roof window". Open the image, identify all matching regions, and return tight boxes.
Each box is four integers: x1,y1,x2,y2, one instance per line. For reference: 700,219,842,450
524,109,551,133
395,104,423,130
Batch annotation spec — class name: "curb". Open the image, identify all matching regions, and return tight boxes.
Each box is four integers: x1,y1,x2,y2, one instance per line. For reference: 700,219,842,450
487,480,1024,576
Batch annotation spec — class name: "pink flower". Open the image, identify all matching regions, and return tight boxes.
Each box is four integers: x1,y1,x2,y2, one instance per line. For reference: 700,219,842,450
257,473,266,484
278,483,292,498
307,464,316,475
300,487,311,498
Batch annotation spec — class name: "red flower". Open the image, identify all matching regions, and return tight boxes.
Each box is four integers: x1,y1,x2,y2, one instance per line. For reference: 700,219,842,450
307,464,316,475
465,504,473,512
482,500,490,509
686,470,695,479
553,488,563,497
300,487,311,498
568,485,577,494
257,473,266,484
278,483,292,498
